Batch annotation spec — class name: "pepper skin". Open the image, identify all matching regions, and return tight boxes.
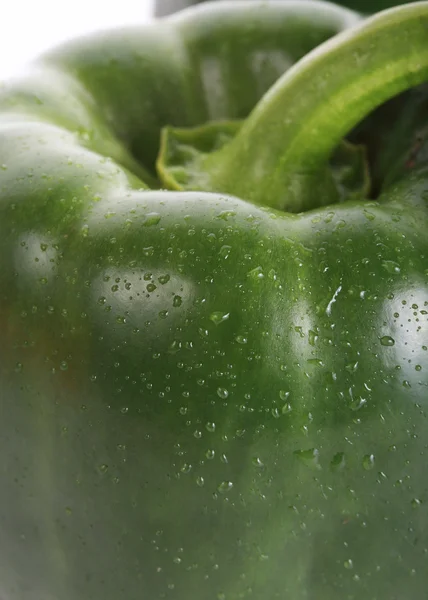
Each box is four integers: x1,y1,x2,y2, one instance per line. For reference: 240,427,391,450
154,0,415,18
1,2,428,600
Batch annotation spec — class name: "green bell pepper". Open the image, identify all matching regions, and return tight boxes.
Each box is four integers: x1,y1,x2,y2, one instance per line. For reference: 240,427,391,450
154,0,415,17
1,1,428,599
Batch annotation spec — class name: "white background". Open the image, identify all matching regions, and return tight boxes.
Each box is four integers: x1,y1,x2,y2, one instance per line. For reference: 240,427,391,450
0,0,154,80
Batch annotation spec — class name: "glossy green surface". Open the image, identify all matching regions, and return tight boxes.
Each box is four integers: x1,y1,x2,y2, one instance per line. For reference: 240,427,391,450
1,2,428,599
154,0,416,17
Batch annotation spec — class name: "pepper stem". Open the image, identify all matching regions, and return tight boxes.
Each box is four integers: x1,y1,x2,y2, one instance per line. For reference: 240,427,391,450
195,2,428,212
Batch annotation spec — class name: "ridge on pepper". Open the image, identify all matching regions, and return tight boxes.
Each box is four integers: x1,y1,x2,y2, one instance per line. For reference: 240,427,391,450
154,0,416,17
